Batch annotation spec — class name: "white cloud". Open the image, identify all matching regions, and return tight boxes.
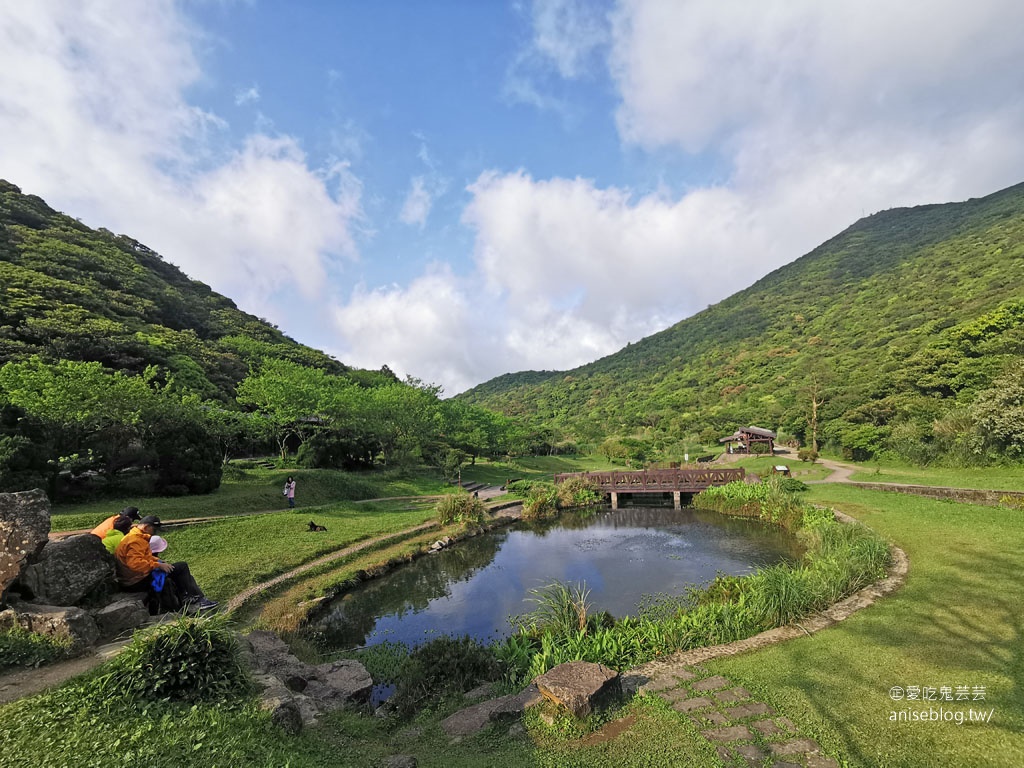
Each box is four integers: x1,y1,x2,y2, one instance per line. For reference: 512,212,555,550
234,84,260,106
332,270,484,393
0,1,361,331
399,176,432,228
531,0,610,79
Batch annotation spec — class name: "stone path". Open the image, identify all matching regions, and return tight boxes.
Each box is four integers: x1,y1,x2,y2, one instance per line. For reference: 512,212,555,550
634,668,838,767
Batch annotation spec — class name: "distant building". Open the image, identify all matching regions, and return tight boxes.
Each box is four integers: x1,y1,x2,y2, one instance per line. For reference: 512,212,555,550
719,426,777,454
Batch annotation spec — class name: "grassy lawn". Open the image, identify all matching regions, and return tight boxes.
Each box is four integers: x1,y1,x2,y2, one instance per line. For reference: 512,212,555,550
156,502,440,603
709,485,1024,767
727,454,832,482
843,458,1024,491
49,467,448,531
460,455,622,486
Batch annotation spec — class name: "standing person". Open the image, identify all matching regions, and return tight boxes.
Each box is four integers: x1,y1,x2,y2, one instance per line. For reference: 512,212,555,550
90,506,140,538
114,516,217,610
284,476,296,508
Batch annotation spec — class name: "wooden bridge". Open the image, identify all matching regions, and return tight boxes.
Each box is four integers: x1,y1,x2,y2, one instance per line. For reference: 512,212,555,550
554,467,745,509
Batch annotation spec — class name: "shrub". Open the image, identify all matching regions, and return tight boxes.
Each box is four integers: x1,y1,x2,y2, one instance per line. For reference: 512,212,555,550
435,490,487,526
555,476,602,508
0,627,72,672
797,448,819,463
390,635,500,716
522,485,559,520
97,615,250,703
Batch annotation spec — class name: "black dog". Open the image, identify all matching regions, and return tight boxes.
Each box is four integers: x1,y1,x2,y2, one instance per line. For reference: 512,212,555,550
307,520,328,532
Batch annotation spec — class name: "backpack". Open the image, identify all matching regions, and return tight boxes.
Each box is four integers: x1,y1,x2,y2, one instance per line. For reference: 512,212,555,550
147,571,182,615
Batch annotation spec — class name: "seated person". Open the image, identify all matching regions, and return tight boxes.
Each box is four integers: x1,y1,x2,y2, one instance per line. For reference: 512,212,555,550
101,514,134,555
90,506,140,538
113,516,217,610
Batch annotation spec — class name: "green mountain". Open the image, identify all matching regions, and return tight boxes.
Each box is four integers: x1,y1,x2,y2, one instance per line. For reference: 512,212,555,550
0,179,394,402
459,181,1024,463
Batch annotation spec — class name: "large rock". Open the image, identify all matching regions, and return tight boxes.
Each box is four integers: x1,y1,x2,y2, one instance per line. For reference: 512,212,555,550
315,659,374,705
17,535,113,605
440,683,545,738
15,603,100,649
93,597,150,640
0,489,51,600
534,661,622,718
246,630,373,720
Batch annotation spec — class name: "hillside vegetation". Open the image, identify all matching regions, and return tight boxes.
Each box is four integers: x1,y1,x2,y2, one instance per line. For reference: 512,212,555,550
460,181,1024,465
0,181,523,499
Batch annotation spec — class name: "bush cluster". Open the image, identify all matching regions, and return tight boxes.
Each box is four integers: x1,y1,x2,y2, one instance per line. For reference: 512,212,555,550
98,615,250,703
0,627,72,673
435,490,487,526
389,635,500,717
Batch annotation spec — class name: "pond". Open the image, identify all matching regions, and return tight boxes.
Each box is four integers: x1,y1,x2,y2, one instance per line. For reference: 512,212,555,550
304,507,802,653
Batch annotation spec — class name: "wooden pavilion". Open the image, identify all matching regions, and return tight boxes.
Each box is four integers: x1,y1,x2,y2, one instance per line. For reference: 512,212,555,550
719,426,777,454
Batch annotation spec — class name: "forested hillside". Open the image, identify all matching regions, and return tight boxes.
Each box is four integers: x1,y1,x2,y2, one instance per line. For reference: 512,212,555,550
460,181,1024,466
0,181,522,499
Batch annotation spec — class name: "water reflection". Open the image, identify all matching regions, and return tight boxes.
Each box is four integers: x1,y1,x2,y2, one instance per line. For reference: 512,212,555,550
306,507,801,652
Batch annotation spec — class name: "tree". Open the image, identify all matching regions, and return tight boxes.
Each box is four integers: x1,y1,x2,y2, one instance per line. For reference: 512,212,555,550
971,360,1024,458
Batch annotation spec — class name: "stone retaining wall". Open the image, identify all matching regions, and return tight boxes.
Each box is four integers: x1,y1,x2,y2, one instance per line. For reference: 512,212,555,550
847,482,1024,507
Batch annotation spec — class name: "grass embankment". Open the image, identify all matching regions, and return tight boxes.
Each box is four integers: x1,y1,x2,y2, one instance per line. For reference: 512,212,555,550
708,485,1024,767
459,455,620,487
151,501,440,604
844,458,1024,490
48,466,447,531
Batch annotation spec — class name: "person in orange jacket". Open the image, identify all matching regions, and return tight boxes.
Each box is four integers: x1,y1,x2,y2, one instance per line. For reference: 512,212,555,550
90,506,140,538
114,516,217,610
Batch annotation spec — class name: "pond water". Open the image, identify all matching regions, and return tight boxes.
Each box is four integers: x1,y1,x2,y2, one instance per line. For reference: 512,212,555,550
304,507,802,653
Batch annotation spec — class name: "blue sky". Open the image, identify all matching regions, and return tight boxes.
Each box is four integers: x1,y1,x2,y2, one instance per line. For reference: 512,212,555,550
2,1,1023,392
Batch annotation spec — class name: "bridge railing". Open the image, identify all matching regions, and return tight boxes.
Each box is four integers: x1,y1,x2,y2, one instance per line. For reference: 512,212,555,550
553,467,745,492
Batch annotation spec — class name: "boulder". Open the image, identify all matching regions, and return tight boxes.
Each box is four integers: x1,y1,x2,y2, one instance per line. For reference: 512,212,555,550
0,489,51,600
534,661,622,719
17,535,113,605
246,630,373,719
256,674,304,735
315,659,374,704
15,603,100,649
439,684,544,738
92,598,150,640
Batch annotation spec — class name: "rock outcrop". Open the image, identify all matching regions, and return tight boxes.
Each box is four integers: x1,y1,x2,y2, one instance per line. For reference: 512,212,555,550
0,489,51,599
534,661,622,718
246,629,373,733
17,534,113,605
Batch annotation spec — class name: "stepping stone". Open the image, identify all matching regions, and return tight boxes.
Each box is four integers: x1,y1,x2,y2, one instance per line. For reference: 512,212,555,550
712,692,745,704
692,675,731,692
736,744,769,765
771,738,822,756
696,711,729,726
672,696,714,712
771,762,802,768
776,717,797,731
806,757,840,768
725,702,775,719
751,719,784,736
641,676,678,693
703,725,754,742
715,746,733,762
673,667,697,681
659,687,690,703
